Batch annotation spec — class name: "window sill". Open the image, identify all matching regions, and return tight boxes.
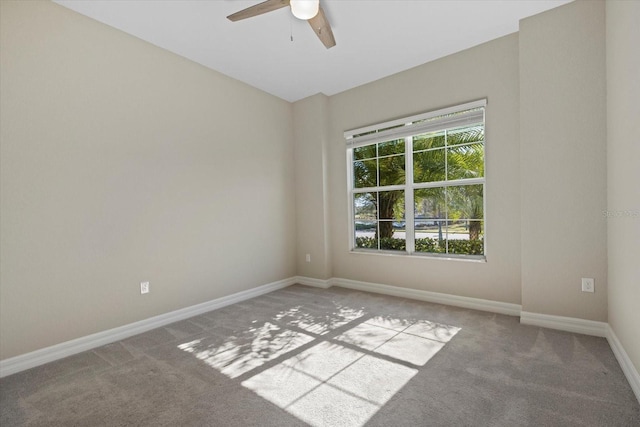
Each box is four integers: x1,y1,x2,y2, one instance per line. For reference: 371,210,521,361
349,248,487,263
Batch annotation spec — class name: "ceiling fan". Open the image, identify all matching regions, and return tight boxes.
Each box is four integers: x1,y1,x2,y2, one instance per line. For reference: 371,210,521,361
227,0,336,49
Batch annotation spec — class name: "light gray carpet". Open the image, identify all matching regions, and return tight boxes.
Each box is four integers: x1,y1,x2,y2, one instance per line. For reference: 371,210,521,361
1,285,639,426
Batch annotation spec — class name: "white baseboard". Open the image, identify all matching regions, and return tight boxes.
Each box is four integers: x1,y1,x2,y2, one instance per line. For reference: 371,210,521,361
0,277,295,378
520,311,608,337
331,277,522,316
3,274,639,407
293,276,332,289
607,325,640,404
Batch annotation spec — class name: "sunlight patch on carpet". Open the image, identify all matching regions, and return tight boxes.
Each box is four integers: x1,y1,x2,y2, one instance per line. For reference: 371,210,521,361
242,343,418,427
178,308,460,427
336,317,460,366
243,315,458,426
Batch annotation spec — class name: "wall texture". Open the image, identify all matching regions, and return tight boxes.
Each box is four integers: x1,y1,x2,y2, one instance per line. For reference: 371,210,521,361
326,34,522,304
606,0,640,375
519,0,607,321
0,0,295,360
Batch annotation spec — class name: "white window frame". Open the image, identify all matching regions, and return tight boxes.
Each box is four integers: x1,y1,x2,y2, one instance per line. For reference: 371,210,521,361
345,99,487,261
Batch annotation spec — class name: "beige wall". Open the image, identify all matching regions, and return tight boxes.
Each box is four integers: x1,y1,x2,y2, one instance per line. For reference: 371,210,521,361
293,94,332,279
0,1,295,359
606,0,640,374
519,0,607,321
326,34,522,304
1,0,633,364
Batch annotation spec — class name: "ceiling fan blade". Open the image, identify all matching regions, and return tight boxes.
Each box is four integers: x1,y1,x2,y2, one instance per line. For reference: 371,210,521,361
308,7,336,49
227,0,290,22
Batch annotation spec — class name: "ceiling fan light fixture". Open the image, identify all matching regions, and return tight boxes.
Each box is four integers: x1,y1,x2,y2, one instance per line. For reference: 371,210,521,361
290,0,319,20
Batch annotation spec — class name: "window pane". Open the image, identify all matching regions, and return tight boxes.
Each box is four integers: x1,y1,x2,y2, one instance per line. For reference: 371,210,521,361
447,125,484,146
355,221,377,249
356,236,378,249
446,220,484,255
413,149,445,183
414,187,445,220
378,190,404,250
379,155,405,186
380,220,406,251
415,187,446,254
447,143,484,180
354,192,378,250
353,159,377,188
446,185,484,220
354,192,377,220
378,139,405,156
354,144,376,161
413,131,445,151
414,220,446,254
379,190,404,220
355,221,377,234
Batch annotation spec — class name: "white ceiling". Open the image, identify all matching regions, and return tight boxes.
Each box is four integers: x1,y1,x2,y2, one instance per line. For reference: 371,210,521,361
54,0,571,102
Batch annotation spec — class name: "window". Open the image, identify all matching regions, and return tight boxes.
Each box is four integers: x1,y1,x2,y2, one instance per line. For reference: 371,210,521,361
346,100,486,259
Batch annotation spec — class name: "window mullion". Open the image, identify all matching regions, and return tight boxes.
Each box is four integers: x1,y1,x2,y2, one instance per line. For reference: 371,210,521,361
413,178,484,190
376,191,381,250
354,184,405,193
376,147,380,250
347,149,355,250
444,186,449,254
405,136,415,253
444,129,448,182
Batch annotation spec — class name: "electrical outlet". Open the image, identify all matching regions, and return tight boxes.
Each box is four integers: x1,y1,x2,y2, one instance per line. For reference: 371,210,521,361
305,254,311,262
140,281,150,294
581,278,594,293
